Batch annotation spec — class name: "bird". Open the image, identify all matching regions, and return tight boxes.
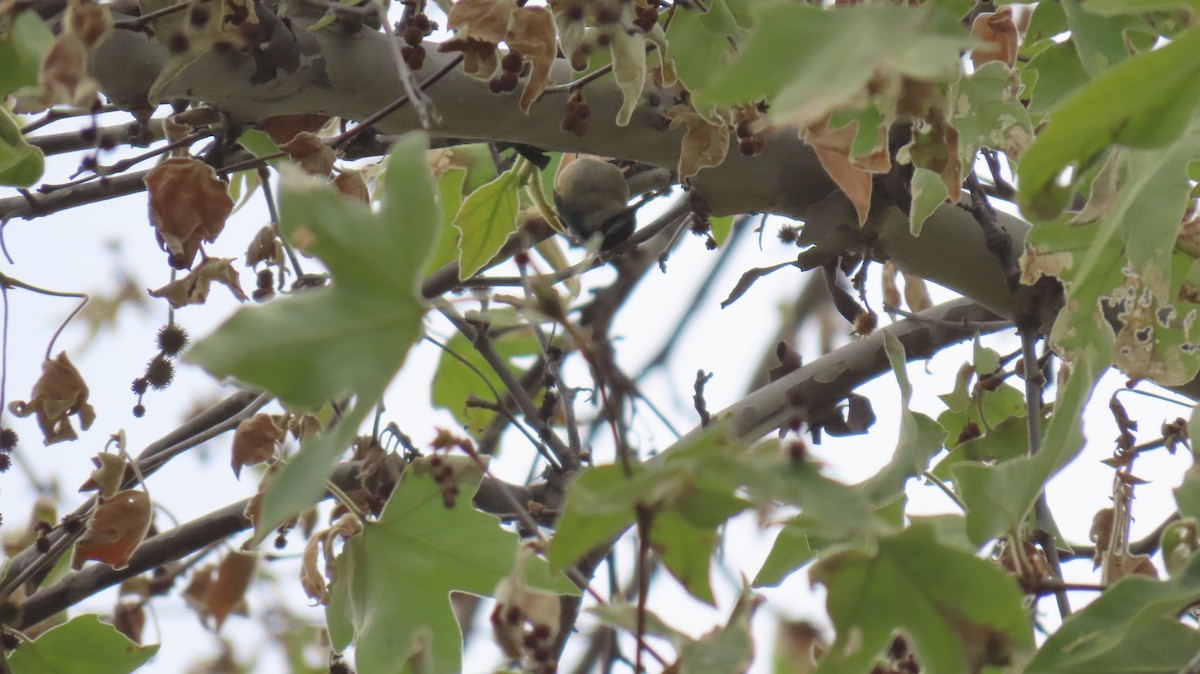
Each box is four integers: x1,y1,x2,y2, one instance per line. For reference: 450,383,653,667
553,155,639,251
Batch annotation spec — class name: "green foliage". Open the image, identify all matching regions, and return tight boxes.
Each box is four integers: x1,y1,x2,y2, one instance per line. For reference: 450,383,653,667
430,329,540,437
0,103,42,187
811,522,1032,674
692,3,966,123
454,167,520,280
187,134,438,540
326,456,576,674
1028,552,1200,672
0,11,53,99
7,615,159,674
1017,27,1200,221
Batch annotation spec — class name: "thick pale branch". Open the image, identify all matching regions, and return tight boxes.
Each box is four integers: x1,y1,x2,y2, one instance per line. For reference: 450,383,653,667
81,13,1030,324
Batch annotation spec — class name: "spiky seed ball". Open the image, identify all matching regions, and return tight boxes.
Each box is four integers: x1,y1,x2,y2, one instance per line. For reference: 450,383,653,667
132,404,146,418
0,453,11,472
131,377,148,395
144,354,175,390
156,324,189,357
0,427,17,451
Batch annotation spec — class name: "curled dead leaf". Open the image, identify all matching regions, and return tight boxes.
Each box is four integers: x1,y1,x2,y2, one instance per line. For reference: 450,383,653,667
112,602,146,644
13,33,99,113
333,171,370,203
9,352,97,445
279,132,336,177
491,547,562,665
148,257,248,308
72,489,153,570
907,111,962,205
301,514,362,605
506,7,557,113
67,0,114,48
666,105,730,180
207,552,257,630
802,120,880,226
902,273,932,313
145,158,234,269
970,8,1018,69
230,413,284,478
881,261,901,312
244,225,284,268
610,28,646,127
79,452,129,498
448,0,516,43
437,36,500,80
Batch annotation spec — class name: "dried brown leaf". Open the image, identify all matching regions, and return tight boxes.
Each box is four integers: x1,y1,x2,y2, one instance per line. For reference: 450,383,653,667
148,257,248,308
72,489,153,570
207,552,256,630
230,413,284,478
902,273,932,313
970,7,1018,69
8,352,97,445
506,7,557,113
145,158,234,269
279,132,336,177
79,452,128,498
666,104,730,180
804,120,875,226
244,225,284,268
333,171,370,203
449,0,516,42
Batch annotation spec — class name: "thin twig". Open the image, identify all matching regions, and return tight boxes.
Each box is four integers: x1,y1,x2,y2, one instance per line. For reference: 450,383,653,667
1020,331,1070,617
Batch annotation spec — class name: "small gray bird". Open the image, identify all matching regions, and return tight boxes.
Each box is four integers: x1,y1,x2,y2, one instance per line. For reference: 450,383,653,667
553,156,638,251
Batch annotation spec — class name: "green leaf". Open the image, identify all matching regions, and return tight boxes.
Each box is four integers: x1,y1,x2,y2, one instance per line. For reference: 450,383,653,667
7,615,159,674
328,456,576,674
0,11,53,99
430,329,540,437
1027,552,1200,673
753,516,823,587
909,167,948,236
235,129,282,163
187,134,438,541
694,4,967,124
1161,516,1200,576
665,0,748,97
1017,26,1200,221
0,103,43,187
188,134,437,407
674,588,757,674
424,167,467,274
952,62,1033,167
709,214,734,246
858,333,947,505
1023,0,1069,47
1025,40,1091,116
1080,0,1200,14
811,522,1032,674
1176,463,1200,521
1061,0,1137,76
454,168,520,280
954,347,1104,545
